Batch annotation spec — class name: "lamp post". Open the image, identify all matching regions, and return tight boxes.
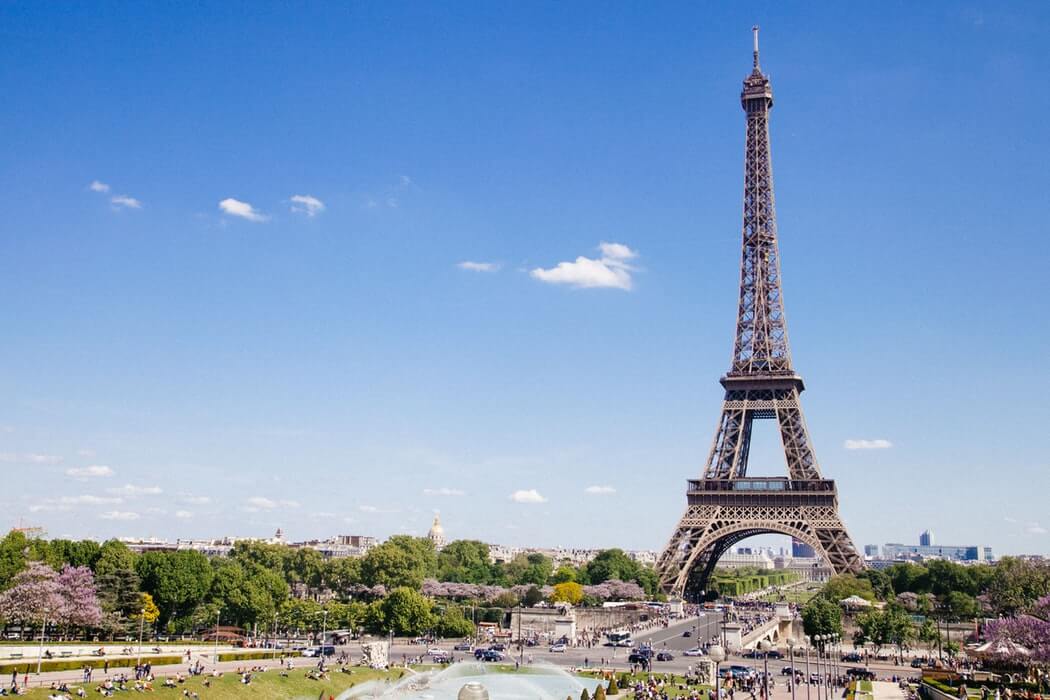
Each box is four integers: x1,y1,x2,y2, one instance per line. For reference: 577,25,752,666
213,610,220,664
804,640,812,700
787,639,797,700
758,639,772,700
272,612,279,661
137,608,146,668
315,609,330,657
36,614,48,675
710,644,726,700
813,635,824,700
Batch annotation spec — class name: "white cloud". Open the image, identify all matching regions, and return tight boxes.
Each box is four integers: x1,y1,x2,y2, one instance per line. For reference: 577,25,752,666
219,198,268,222
175,510,193,519
179,494,211,505
29,503,71,513
510,489,547,504
584,485,616,495
530,241,638,290
111,194,142,210
457,261,500,273
59,494,122,505
359,505,398,514
1026,522,1048,535
245,496,298,510
99,511,140,521
423,487,466,497
65,465,114,478
89,180,110,193
107,484,162,497
844,439,893,450
290,194,325,217
399,175,413,186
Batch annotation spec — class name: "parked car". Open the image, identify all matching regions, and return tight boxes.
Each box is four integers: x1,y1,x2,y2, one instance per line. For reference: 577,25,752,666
683,648,705,657
489,643,506,652
656,652,674,661
766,650,783,659
479,650,504,662
842,652,863,663
549,643,567,653
453,643,472,651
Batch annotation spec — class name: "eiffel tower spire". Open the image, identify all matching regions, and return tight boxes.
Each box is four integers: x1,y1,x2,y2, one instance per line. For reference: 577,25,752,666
655,30,863,599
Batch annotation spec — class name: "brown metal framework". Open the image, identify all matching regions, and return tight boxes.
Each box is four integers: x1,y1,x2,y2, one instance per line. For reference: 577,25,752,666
656,28,863,599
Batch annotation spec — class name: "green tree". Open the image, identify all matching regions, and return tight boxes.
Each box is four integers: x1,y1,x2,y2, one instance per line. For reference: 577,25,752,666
582,550,639,585
801,597,842,639
0,530,29,589
943,591,979,621
550,565,578,585
523,586,544,607
885,563,930,595
985,557,1050,615
505,553,553,587
434,604,475,638
437,540,496,584
594,684,606,700
361,538,436,590
607,677,620,695
94,540,138,579
136,550,213,624
325,557,362,596
859,568,894,601
49,539,101,570
380,587,435,636
820,574,876,603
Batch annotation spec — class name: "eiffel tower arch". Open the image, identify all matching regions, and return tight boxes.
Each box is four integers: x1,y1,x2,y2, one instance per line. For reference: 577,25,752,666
656,28,864,600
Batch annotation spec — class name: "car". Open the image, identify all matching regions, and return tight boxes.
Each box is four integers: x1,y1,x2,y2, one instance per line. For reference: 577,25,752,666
480,650,504,662
741,649,761,659
809,673,823,684
727,666,756,680
781,666,796,676
474,649,487,660
910,658,925,668
489,643,506,652
454,643,472,651
842,652,863,663
766,650,783,659
549,643,567,653
656,652,674,661
683,648,705,657
845,667,875,681
682,630,692,637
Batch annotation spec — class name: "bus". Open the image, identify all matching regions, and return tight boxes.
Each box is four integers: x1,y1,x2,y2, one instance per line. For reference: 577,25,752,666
604,630,633,647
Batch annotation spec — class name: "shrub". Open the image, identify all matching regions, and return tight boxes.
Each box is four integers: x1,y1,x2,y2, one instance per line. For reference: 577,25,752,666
607,676,620,695
0,655,182,675
594,683,606,700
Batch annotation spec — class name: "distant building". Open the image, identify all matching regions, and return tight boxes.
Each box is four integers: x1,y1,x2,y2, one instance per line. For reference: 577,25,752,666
773,555,832,582
864,544,880,558
427,514,446,550
718,550,774,569
919,530,935,547
791,538,816,558
882,542,993,562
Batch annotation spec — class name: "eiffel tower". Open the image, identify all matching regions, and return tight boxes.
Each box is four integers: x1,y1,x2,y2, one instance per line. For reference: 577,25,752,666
656,28,864,599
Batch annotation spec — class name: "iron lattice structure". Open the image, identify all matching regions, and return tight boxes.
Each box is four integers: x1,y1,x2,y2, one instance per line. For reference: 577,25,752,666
656,29,864,599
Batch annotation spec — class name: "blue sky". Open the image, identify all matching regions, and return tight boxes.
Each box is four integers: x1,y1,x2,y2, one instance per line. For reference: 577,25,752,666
1,2,1048,556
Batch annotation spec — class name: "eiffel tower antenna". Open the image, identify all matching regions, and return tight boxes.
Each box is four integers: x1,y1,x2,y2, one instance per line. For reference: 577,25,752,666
656,30,863,600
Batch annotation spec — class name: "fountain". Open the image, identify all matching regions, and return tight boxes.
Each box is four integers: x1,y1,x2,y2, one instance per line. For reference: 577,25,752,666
338,661,604,700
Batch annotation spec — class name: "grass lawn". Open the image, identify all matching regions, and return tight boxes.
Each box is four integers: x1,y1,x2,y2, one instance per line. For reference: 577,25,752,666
20,667,404,700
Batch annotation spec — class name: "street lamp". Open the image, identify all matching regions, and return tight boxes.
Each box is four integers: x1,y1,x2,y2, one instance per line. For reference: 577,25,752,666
787,639,797,700
272,612,279,662
315,609,330,657
758,640,773,699
709,644,726,700
36,613,49,675
802,641,812,700
137,608,146,668
813,635,824,700
213,610,221,664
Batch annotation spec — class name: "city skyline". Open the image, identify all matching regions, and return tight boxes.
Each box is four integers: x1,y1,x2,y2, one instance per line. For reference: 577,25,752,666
2,3,1049,556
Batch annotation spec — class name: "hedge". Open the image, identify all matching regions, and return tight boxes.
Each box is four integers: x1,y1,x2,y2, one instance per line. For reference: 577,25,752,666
217,651,298,662
0,655,182,675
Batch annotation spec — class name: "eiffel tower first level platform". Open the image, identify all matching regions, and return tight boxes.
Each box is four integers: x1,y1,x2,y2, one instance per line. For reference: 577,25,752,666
655,28,864,599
